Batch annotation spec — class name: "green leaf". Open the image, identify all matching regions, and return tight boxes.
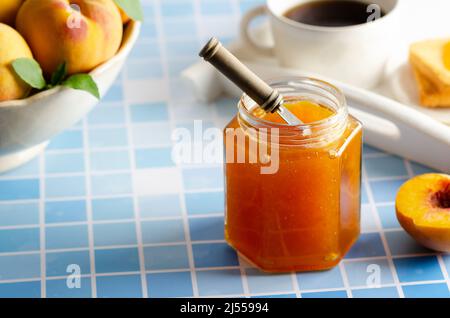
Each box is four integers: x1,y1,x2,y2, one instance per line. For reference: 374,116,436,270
50,62,67,87
63,74,100,99
12,58,46,89
114,0,144,21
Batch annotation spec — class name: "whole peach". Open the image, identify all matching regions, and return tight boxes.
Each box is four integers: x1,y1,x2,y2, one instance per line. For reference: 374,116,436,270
0,0,24,25
16,0,123,76
0,23,33,102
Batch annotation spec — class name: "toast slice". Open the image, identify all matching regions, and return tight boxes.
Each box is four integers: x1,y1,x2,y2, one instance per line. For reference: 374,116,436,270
409,39,450,90
412,67,450,108
444,41,450,70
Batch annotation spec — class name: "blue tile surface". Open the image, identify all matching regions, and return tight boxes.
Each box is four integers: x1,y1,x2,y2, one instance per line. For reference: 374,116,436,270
200,0,233,15
361,183,369,204
352,287,399,298
385,231,433,256
135,148,174,168
369,179,408,203
0,228,40,253
189,217,224,241
45,200,87,224
45,176,86,198
46,225,89,250
89,127,128,148
0,0,445,299
128,60,164,79
410,162,437,175
302,290,348,298
0,203,39,226
139,21,157,38
144,245,190,270
361,205,378,233
141,220,185,244
0,179,40,200
88,107,125,125
185,191,224,215
102,86,123,102
147,272,193,298
0,254,41,280
166,40,199,59
365,156,408,178
96,275,142,298
0,281,41,298
239,0,266,13
91,173,132,196
1,158,39,177
130,102,169,122
48,130,83,150
246,269,293,294
95,248,140,273
394,256,444,283
442,255,450,274
161,1,194,17
138,194,182,218
130,40,160,59
45,152,85,174
182,167,223,190
93,222,137,247
297,266,344,290
196,270,243,296
90,150,130,171
402,283,450,298
192,243,239,268
131,123,172,147
46,278,92,298
376,204,401,229
253,294,297,298
346,233,386,259
92,197,134,221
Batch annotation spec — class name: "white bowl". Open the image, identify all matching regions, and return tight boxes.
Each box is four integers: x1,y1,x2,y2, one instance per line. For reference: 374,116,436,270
0,21,141,174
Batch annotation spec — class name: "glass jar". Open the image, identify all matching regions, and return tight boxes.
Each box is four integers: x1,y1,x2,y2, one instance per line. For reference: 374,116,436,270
224,77,363,272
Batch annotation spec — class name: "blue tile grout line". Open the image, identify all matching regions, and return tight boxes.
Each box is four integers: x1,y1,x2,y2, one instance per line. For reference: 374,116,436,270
0,0,449,298
121,36,149,299
361,152,405,298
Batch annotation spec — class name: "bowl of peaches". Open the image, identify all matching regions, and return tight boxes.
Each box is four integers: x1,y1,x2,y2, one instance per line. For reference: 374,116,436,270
0,0,141,173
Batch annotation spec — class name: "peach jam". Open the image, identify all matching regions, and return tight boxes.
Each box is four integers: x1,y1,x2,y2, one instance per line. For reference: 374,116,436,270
224,77,363,272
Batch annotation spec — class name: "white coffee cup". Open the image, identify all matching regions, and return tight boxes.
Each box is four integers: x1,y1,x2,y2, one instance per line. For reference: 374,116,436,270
241,0,401,88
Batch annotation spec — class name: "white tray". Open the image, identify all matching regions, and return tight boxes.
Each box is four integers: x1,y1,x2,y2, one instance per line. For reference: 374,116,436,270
182,24,450,172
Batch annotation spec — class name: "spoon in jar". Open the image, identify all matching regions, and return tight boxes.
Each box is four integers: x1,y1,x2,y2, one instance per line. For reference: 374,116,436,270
199,37,304,127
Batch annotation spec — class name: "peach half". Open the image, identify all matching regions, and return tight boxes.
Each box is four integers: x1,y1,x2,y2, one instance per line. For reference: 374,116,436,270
396,173,450,252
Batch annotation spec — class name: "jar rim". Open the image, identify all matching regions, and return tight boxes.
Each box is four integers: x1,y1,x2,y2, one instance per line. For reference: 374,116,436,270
238,76,348,131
